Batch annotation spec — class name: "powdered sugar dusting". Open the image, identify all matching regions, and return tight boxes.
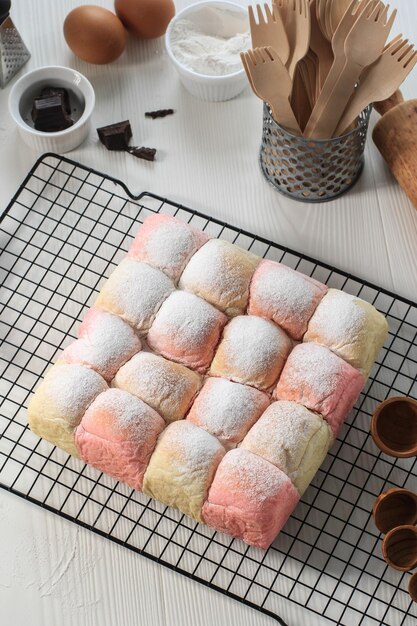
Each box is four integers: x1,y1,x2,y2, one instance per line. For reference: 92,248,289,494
113,351,202,422
42,364,108,426
95,259,175,334
277,343,345,399
160,421,224,469
143,420,225,521
213,448,290,503
241,401,329,478
147,291,227,372
210,315,292,390
128,214,209,282
304,289,389,376
179,239,260,316
60,309,141,381
248,260,328,339
275,343,365,435
82,388,164,440
187,378,269,447
306,290,365,343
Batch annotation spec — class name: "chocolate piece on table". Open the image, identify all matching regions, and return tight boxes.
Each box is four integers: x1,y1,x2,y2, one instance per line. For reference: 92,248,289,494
31,95,74,132
97,120,132,151
128,147,157,161
145,109,174,119
40,87,72,115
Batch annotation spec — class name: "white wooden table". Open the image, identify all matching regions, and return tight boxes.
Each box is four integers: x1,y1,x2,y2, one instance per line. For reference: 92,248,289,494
1,1,416,625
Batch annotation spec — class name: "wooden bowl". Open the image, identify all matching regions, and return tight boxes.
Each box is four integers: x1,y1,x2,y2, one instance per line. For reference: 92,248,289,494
371,397,417,458
409,571,417,603
382,525,417,571
373,488,417,534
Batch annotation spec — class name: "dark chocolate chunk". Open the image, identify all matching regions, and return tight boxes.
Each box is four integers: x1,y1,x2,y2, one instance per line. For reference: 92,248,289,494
145,109,174,119
128,146,156,161
40,87,71,115
97,120,132,151
31,95,74,132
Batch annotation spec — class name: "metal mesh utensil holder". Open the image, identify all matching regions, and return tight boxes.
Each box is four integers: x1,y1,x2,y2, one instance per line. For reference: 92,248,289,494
1,154,417,626
260,103,372,202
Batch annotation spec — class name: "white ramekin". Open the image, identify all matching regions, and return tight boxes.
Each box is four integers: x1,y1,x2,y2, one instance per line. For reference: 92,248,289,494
8,66,95,154
165,1,249,102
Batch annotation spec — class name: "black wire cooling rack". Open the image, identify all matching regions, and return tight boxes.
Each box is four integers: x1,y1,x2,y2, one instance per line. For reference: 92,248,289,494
1,153,416,626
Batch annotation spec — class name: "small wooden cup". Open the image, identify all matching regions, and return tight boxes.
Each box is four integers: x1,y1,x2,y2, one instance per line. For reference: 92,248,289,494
409,571,417,603
373,488,417,534
382,525,417,571
371,397,417,458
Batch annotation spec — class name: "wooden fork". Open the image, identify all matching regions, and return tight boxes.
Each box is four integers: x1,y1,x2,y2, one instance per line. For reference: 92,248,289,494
310,0,333,88
316,0,331,40
275,0,311,78
328,0,358,37
240,47,302,133
248,4,290,65
314,2,397,138
336,38,417,135
305,0,389,138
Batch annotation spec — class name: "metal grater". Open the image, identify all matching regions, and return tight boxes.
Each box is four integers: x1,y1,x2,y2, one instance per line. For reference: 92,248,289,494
0,0,30,88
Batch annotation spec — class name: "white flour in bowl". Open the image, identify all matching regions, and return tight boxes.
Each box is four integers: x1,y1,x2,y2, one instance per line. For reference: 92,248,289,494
170,10,250,77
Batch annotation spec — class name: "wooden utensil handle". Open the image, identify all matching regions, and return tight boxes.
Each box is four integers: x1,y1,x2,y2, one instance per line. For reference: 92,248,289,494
373,96,417,210
374,90,404,117
306,61,362,138
304,56,347,137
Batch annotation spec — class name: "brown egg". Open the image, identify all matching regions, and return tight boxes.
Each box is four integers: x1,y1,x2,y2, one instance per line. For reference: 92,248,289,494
115,0,175,39
64,6,127,65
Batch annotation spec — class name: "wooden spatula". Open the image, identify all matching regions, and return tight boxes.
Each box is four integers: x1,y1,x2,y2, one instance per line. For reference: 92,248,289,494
335,38,417,136
240,47,302,134
373,90,417,210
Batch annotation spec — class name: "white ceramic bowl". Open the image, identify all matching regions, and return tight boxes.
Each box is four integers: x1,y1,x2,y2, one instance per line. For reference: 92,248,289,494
8,66,95,154
165,1,249,102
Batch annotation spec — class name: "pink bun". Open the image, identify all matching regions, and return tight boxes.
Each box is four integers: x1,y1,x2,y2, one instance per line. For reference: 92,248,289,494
76,388,165,491
95,259,175,335
147,291,227,373
128,214,210,282
179,239,260,317
202,448,299,549
187,377,269,448
274,343,365,436
210,315,292,391
60,309,141,381
248,260,328,340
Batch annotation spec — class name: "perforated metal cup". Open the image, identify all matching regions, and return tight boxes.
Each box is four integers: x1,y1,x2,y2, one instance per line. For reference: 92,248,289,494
259,103,372,202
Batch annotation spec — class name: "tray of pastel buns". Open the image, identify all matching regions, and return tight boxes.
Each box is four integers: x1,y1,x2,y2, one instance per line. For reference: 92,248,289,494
27,212,389,549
